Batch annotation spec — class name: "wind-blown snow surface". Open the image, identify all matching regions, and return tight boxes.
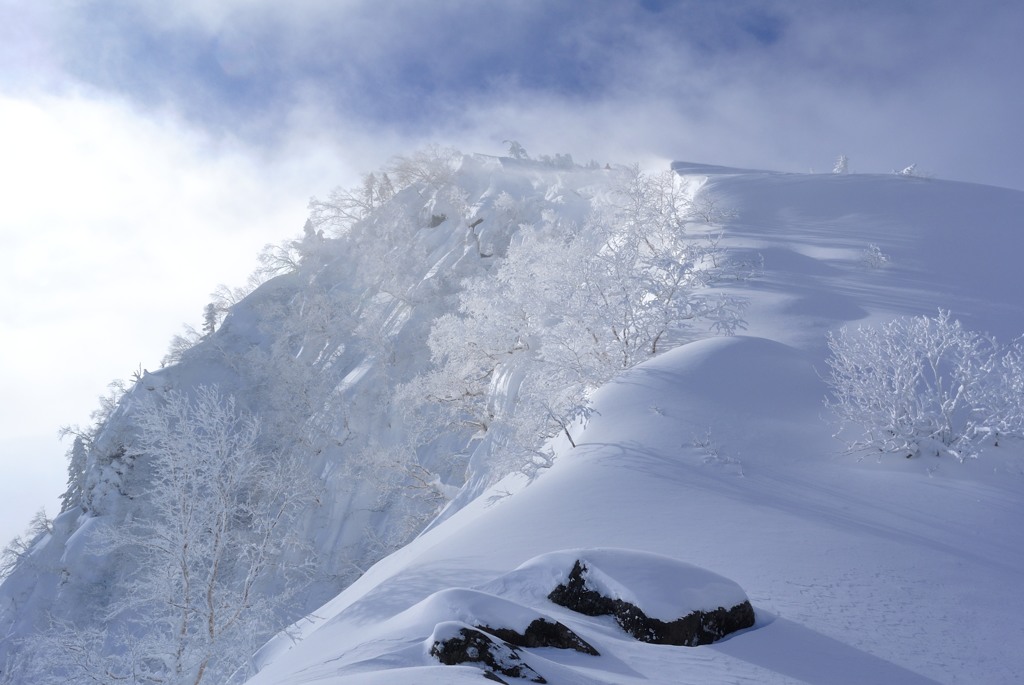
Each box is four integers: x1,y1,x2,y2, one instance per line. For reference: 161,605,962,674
243,166,1024,684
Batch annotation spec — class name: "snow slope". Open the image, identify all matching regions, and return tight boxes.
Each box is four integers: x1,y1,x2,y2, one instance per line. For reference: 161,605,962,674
244,166,1024,684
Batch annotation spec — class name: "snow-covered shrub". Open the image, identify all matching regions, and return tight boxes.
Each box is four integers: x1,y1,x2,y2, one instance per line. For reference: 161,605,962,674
161,323,203,367
833,155,849,174
825,310,1023,461
0,510,52,580
503,140,529,159
861,244,890,268
308,172,396,237
538,152,575,168
688,192,738,225
981,340,1024,442
387,144,461,189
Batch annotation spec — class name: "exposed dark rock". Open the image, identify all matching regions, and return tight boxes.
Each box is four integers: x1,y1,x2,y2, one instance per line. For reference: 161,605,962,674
548,561,617,617
430,626,546,683
482,671,509,683
479,618,599,655
548,560,755,646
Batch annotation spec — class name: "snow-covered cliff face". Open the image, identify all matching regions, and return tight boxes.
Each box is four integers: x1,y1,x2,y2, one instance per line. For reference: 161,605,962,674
0,152,739,683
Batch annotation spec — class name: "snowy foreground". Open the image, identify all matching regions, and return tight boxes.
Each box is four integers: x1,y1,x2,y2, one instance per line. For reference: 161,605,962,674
245,165,1024,684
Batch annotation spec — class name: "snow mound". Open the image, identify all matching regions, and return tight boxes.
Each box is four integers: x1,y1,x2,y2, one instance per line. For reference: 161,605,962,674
487,548,750,623
385,587,596,654
405,588,558,634
579,335,830,468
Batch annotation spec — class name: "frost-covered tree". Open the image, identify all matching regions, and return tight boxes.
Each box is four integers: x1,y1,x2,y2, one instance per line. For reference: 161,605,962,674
503,140,529,159
486,167,746,376
826,310,1024,461
338,437,455,562
209,272,269,314
0,509,52,580
161,324,203,367
861,244,890,269
45,387,318,685
387,145,461,189
405,166,748,479
58,435,88,512
833,155,849,174
58,380,129,453
309,173,397,237
201,303,218,336
973,339,1024,444
538,152,575,169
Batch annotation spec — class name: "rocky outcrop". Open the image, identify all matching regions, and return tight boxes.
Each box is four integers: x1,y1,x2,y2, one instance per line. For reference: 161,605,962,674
548,559,755,646
480,617,598,655
429,624,546,683
422,549,757,682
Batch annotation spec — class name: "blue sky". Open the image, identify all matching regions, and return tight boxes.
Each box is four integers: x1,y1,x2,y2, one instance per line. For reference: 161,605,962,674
2,0,1023,544
8,0,1023,179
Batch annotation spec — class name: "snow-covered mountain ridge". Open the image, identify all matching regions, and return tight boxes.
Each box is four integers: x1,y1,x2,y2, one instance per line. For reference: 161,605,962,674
3,153,1023,684
243,161,1024,684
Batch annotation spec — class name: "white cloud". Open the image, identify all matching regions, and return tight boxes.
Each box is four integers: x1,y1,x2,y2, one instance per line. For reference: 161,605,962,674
0,90,363,543
10,0,1021,190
